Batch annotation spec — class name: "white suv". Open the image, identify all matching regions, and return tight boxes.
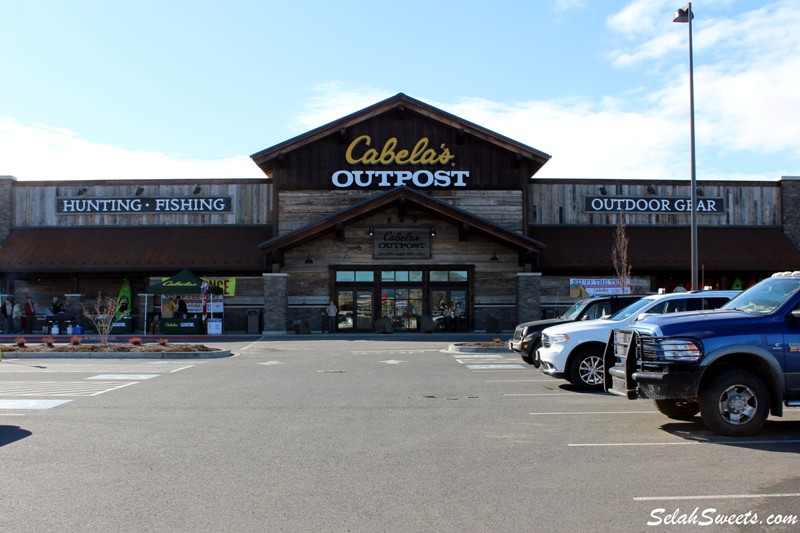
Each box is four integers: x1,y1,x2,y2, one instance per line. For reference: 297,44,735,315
537,290,739,390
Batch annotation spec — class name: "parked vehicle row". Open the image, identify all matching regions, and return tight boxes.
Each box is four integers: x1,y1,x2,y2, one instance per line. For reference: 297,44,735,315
508,294,641,366
511,274,800,436
516,290,737,390
605,272,800,436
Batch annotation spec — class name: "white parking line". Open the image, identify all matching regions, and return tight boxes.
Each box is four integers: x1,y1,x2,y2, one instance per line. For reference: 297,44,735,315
466,364,526,370
530,411,658,415
505,393,581,397
0,381,137,397
570,439,800,448
487,379,564,383
634,492,800,502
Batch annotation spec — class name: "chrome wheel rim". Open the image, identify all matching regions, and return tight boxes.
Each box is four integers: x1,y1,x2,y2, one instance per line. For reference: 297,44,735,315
718,384,757,425
578,355,604,386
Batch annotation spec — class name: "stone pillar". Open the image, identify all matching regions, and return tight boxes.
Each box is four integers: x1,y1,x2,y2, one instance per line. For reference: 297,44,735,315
0,176,15,243
516,272,542,323
262,273,288,335
781,177,800,250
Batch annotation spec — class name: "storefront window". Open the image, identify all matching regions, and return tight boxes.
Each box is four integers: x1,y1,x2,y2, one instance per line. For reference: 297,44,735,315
336,271,374,282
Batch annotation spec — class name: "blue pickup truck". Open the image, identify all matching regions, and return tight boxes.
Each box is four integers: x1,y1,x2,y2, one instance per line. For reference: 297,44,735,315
604,272,800,436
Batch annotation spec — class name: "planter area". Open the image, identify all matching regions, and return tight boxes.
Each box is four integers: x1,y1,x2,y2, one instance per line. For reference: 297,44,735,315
0,342,230,359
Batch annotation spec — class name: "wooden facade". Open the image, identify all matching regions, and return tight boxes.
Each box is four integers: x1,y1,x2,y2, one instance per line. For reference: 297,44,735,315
3,93,800,334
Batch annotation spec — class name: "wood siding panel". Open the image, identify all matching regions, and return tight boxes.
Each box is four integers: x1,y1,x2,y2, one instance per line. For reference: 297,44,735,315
529,181,782,226
13,181,272,227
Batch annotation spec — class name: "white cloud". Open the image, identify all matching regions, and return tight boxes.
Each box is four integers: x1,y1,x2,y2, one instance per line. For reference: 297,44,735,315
0,117,263,181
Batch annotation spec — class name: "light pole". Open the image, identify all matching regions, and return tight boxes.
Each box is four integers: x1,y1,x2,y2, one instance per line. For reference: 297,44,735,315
674,3,698,291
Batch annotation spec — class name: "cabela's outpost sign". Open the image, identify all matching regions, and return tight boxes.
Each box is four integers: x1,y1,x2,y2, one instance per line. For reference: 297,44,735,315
331,135,470,188
372,228,432,259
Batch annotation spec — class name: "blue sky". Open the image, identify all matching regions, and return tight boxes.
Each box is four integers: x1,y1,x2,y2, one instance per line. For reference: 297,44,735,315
1,0,798,182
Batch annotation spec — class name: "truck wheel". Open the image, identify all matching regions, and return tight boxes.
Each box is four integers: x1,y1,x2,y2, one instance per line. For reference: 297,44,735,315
569,348,604,391
653,399,700,420
699,370,769,437
521,339,542,367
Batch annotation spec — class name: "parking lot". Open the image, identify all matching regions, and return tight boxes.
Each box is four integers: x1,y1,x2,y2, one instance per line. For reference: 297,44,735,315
1,338,799,531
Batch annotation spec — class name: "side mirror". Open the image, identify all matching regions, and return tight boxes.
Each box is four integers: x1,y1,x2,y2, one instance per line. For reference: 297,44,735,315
791,310,800,320
634,312,651,323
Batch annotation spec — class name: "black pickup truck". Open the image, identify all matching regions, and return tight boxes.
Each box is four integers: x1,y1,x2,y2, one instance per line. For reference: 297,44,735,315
509,294,642,365
604,272,800,436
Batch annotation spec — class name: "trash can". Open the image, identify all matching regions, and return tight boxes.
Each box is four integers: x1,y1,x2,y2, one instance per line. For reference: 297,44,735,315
247,309,261,334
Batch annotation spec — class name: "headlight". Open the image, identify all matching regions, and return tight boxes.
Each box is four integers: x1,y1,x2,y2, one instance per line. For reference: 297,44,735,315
548,333,570,344
660,339,702,361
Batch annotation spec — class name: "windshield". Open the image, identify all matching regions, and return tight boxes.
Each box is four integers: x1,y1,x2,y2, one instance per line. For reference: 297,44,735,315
721,276,800,314
608,298,654,321
559,300,588,320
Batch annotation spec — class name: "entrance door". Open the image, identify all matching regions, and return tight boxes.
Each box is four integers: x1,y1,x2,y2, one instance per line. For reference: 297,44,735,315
381,288,423,331
431,289,467,331
336,290,373,331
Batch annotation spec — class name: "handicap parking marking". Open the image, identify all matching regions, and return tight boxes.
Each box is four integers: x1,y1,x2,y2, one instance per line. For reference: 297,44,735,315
86,374,160,380
0,399,72,409
452,354,507,359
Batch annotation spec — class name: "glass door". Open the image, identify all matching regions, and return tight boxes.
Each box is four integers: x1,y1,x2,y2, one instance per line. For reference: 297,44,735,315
381,288,423,331
336,290,373,331
431,289,467,331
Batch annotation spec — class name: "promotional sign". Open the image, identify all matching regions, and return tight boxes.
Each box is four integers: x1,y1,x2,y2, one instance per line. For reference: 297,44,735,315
570,278,631,297
372,228,432,259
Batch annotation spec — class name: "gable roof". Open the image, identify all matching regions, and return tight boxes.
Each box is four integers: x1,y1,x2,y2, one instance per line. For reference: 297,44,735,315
250,93,551,176
258,186,544,257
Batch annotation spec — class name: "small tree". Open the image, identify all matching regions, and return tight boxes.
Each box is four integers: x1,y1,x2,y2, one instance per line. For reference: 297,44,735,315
612,213,632,294
80,292,124,345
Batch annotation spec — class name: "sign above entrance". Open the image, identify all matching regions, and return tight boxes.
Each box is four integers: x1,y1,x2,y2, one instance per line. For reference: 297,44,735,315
372,228,432,259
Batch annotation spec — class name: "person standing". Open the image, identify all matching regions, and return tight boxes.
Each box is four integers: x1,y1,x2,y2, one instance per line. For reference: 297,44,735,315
453,302,463,331
24,296,36,334
326,300,338,333
176,295,188,317
12,301,23,334
2,298,14,333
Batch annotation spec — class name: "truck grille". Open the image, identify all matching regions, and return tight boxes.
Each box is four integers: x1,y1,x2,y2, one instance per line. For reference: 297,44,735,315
542,333,551,348
512,327,524,341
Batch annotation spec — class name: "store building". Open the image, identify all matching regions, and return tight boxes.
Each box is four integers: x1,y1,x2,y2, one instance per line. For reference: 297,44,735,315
2,93,800,334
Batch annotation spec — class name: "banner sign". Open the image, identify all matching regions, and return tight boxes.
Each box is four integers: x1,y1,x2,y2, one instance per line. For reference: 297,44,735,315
205,277,236,297
584,196,724,214
372,228,432,259
570,278,631,297
57,197,232,214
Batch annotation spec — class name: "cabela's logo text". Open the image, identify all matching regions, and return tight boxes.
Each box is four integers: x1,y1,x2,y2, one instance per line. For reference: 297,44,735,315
333,135,469,188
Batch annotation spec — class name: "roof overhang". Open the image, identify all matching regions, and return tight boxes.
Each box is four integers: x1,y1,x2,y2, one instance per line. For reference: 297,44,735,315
529,225,800,271
0,226,273,274
259,186,544,259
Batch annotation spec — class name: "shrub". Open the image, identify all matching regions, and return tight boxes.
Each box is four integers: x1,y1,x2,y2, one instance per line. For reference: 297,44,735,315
70,335,82,346
43,336,55,347
129,337,142,346
158,338,169,346
15,337,26,347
